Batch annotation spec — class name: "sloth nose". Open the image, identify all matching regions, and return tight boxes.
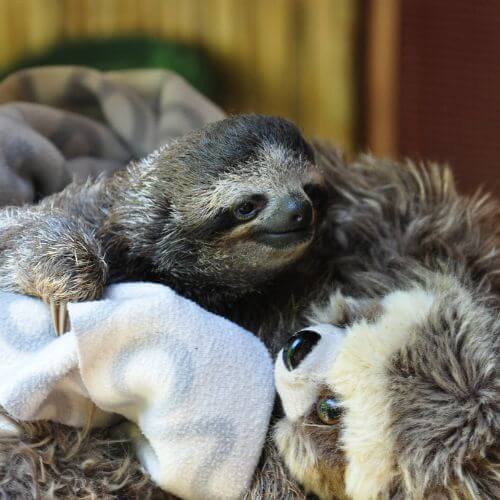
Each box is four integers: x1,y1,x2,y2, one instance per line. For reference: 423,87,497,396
281,195,313,230
283,330,321,371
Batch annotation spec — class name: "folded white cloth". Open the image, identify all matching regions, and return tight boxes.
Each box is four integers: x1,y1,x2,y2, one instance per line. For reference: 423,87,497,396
0,282,275,500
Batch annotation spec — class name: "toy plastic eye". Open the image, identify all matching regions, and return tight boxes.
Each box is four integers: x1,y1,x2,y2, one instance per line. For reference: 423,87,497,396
283,329,321,371
316,397,342,425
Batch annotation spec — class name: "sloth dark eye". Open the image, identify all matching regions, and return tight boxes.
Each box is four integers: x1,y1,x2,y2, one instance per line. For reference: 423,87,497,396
233,200,261,221
316,397,342,425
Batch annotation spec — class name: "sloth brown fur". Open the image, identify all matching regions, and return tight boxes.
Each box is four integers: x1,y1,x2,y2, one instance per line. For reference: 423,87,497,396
0,120,499,499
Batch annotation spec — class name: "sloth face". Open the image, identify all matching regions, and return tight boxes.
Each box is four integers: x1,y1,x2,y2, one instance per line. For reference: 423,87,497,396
175,116,325,271
275,279,499,499
135,115,326,292
199,145,325,274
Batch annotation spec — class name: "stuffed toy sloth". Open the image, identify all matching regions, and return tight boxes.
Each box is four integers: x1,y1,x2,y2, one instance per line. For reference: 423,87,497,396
273,147,500,499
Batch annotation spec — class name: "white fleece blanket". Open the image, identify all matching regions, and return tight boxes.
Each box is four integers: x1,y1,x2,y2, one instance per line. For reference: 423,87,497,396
0,282,275,500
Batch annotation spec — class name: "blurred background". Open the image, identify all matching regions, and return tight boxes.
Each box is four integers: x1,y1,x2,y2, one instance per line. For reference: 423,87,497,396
0,0,498,196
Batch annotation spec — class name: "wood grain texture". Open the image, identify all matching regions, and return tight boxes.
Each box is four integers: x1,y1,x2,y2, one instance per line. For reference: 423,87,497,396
365,0,400,157
0,0,360,151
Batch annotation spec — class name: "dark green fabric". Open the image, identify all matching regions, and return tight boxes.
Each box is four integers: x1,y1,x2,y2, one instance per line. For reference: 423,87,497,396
1,37,217,98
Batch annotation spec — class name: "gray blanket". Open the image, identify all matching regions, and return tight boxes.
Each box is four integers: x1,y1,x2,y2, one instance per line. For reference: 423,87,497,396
0,65,224,206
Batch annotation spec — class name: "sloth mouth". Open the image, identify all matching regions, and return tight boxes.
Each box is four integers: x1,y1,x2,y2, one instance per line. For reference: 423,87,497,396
253,227,314,249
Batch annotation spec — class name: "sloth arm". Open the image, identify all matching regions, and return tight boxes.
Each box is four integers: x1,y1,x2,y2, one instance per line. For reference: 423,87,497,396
0,179,113,331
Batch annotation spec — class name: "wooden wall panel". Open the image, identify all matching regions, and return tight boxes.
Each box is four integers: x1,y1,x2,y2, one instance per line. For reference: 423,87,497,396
365,0,399,158
399,1,500,197
366,1,500,197
0,0,360,151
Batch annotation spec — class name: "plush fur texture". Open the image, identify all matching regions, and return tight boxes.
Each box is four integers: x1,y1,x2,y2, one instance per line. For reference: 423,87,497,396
275,147,500,499
0,409,164,499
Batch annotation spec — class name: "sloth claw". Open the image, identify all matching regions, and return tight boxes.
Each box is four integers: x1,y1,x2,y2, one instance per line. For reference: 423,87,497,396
49,300,69,336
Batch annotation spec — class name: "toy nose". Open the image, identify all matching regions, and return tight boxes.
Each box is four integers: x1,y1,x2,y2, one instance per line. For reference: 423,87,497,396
282,330,321,371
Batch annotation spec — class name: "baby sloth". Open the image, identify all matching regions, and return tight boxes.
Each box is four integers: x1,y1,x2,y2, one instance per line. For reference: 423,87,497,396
0,114,326,330
274,149,500,499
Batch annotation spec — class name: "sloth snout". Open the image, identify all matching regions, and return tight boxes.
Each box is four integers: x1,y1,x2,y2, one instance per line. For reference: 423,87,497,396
284,195,313,229
264,194,313,233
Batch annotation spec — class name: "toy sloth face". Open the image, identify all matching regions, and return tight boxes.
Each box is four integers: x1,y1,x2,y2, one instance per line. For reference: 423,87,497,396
275,277,499,499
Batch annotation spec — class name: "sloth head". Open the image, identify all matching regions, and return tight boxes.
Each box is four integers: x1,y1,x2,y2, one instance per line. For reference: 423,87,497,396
275,275,499,499
115,114,326,299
